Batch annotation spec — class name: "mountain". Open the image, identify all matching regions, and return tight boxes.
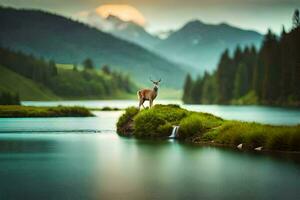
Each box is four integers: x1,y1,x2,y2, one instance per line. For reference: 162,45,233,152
0,6,187,88
155,20,263,72
85,13,161,50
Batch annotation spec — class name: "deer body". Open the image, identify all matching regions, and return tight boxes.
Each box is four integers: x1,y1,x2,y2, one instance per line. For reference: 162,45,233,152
137,79,161,109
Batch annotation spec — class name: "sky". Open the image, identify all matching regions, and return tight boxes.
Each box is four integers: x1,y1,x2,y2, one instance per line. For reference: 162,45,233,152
0,0,299,34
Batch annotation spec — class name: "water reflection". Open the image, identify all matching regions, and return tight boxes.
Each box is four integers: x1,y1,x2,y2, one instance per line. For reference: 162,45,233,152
0,108,299,199
0,132,299,199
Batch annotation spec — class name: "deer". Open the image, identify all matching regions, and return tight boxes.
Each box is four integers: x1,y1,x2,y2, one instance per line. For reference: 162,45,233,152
137,78,161,109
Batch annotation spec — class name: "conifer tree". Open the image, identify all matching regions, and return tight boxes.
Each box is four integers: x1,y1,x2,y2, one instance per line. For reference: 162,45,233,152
182,74,193,103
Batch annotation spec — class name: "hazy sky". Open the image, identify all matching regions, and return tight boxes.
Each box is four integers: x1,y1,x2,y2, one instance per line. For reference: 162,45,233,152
1,0,299,34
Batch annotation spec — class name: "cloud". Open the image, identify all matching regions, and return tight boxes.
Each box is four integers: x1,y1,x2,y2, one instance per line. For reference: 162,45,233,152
74,4,147,32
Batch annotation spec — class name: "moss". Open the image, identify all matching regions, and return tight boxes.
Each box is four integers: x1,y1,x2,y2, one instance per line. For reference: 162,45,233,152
157,123,173,137
178,114,204,139
133,104,188,137
117,104,300,152
203,121,300,151
0,105,93,117
134,111,168,137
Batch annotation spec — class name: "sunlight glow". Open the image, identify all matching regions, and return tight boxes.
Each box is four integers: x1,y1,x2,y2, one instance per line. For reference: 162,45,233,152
96,4,146,26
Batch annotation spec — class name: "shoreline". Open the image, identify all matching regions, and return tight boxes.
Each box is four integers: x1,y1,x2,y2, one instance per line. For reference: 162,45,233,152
186,140,300,154
117,105,300,153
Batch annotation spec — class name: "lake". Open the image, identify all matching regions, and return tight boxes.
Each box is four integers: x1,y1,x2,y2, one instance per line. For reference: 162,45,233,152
0,100,300,199
23,100,300,125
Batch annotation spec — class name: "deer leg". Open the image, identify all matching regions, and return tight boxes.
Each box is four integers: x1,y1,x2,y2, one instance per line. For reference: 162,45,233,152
149,100,153,108
138,99,144,109
139,99,145,109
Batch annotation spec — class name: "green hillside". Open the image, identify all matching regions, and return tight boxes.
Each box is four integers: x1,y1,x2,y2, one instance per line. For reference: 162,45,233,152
0,6,187,88
0,65,59,100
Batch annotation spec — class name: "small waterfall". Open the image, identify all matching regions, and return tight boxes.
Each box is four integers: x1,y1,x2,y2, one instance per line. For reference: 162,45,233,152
170,126,179,138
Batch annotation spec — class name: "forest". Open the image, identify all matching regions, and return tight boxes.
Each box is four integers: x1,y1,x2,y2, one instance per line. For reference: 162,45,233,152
183,12,300,106
0,47,136,101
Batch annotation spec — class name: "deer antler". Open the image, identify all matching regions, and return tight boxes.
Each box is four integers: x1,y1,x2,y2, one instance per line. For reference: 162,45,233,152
149,77,155,83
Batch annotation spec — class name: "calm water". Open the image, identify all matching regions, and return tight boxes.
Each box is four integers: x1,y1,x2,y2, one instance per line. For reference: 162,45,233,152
23,100,300,125
0,101,300,199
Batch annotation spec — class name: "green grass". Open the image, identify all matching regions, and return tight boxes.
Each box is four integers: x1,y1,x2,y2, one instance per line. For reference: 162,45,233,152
56,63,76,71
117,104,300,151
117,104,221,138
0,105,93,117
0,65,60,100
178,114,205,139
201,121,300,151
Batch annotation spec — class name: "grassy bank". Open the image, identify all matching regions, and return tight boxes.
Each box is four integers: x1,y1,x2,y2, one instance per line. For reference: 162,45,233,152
116,105,300,152
0,105,93,117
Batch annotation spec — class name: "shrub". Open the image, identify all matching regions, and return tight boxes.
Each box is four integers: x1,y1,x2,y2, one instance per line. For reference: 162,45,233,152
151,104,188,124
134,110,168,137
157,123,173,137
178,114,204,139
132,105,189,138
189,111,223,129
0,91,20,105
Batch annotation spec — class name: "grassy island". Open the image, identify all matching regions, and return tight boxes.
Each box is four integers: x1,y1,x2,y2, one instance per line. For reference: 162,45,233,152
0,105,94,117
117,105,300,152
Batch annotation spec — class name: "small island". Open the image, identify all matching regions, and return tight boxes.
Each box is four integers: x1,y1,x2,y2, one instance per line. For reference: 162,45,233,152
0,105,94,117
117,104,300,152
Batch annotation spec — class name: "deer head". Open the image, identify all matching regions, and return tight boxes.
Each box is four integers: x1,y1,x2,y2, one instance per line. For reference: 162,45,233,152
150,78,161,90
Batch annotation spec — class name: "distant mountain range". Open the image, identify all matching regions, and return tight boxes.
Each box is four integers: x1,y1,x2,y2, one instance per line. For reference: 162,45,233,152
155,20,263,72
0,6,264,90
0,6,186,88
86,14,161,49
87,15,263,72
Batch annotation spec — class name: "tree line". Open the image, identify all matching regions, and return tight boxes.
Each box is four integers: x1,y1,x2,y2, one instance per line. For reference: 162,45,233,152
183,10,300,106
0,47,58,84
0,47,136,100
0,91,20,105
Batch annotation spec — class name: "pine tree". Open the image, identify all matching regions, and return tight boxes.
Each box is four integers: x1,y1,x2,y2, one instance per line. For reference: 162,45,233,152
83,58,94,70
73,64,78,72
102,65,111,75
190,76,203,103
234,63,248,99
216,49,234,103
293,9,300,28
185,10,300,106
182,74,193,103
49,60,58,76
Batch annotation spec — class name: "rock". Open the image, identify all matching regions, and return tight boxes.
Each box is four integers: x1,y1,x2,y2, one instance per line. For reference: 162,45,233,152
117,119,134,137
254,146,263,151
237,143,243,149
